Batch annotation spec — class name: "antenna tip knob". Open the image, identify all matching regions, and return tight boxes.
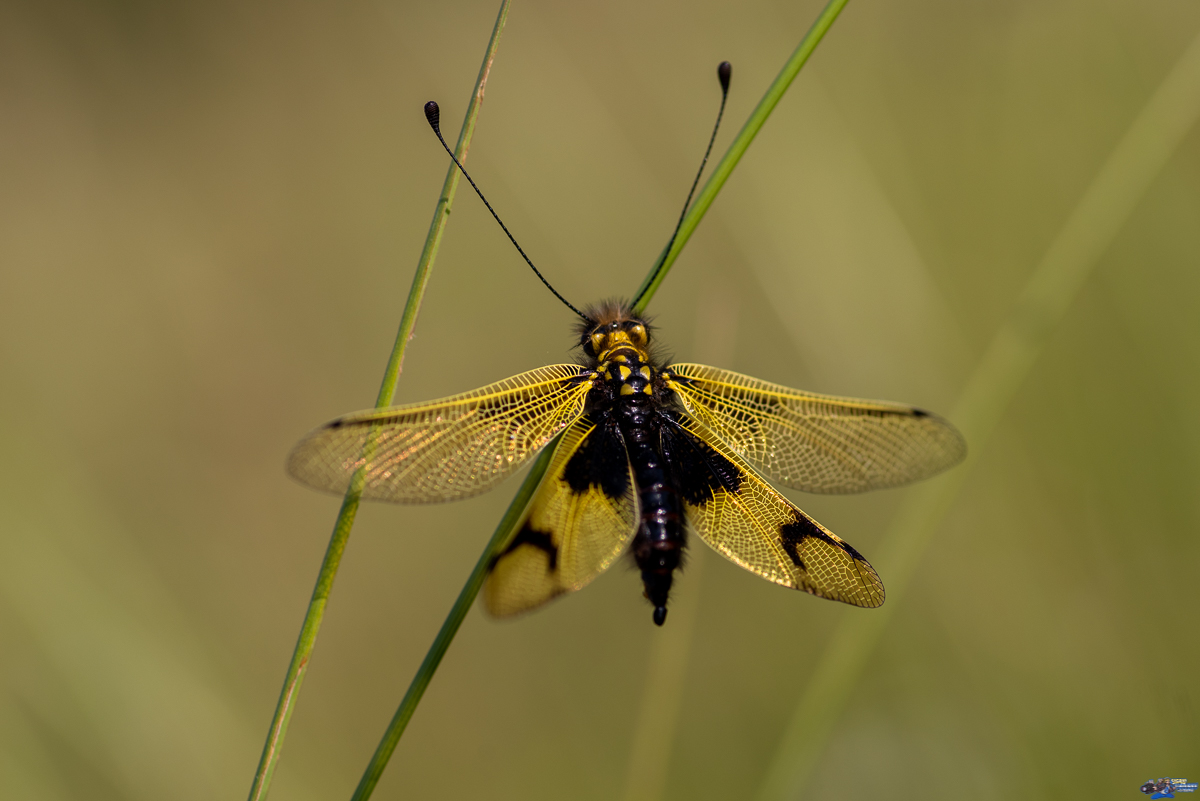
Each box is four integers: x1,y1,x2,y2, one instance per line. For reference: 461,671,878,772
717,61,732,92
424,101,441,131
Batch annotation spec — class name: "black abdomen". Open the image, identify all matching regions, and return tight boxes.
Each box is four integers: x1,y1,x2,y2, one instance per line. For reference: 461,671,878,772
617,397,685,626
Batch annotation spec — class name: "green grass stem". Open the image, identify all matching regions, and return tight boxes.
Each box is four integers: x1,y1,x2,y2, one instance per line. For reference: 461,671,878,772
752,27,1200,801
349,440,558,800
631,0,849,314
244,3,511,798
349,1,850,796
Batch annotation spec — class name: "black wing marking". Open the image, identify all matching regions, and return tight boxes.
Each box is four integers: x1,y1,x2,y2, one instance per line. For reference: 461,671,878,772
660,410,884,608
484,414,640,617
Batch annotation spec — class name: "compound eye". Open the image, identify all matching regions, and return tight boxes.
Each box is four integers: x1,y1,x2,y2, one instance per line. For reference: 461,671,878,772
591,331,606,351
629,323,647,345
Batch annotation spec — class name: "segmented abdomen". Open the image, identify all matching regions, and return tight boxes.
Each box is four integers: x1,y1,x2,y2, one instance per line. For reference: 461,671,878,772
618,398,685,626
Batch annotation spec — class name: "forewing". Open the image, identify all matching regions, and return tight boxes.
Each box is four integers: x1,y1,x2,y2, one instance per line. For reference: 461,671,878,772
661,411,884,608
666,364,965,494
484,414,639,617
287,365,595,503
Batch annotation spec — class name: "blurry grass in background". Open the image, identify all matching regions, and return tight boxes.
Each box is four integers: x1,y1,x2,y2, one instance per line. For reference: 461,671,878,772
1,1,1198,800
755,29,1200,801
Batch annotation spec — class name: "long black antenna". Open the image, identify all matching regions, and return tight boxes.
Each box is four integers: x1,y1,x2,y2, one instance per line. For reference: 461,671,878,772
423,101,593,325
630,61,731,310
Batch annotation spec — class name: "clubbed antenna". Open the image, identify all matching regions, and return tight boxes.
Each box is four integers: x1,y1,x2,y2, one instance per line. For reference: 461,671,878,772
630,61,732,310
424,101,593,325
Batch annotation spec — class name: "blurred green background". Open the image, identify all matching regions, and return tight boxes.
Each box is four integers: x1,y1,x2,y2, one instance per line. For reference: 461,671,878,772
2,0,1198,799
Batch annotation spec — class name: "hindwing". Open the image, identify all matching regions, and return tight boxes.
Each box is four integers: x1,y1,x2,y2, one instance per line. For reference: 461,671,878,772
665,364,965,495
660,410,884,608
484,414,639,617
287,365,596,503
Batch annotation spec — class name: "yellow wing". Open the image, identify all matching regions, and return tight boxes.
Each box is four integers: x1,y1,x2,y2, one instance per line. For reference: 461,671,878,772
661,410,884,608
665,364,965,494
484,414,639,618
287,365,596,503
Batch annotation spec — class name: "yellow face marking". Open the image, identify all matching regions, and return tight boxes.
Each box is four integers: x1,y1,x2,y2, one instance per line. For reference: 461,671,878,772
598,345,651,362
612,354,628,362
609,331,632,347
619,365,632,380
629,324,647,346
620,384,636,396
592,328,654,363
639,366,651,380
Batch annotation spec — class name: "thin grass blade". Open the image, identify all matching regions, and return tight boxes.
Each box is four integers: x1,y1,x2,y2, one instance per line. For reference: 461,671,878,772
245,3,512,798
631,0,850,314
349,438,557,800
351,1,851,796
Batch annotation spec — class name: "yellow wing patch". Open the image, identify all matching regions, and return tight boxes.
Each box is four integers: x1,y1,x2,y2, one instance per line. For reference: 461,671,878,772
287,365,595,503
662,412,884,608
484,415,640,617
666,364,965,495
